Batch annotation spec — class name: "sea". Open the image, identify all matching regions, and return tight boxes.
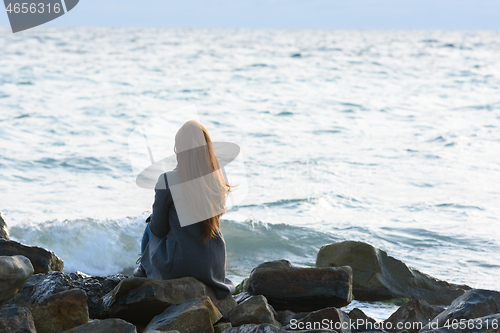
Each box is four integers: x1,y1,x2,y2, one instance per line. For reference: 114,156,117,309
0,27,499,320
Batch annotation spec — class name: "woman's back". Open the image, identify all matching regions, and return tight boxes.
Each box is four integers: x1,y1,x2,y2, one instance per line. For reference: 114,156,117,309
141,171,235,299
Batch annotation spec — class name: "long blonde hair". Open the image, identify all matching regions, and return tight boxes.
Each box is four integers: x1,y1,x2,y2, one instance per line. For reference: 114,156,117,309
174,120,231,242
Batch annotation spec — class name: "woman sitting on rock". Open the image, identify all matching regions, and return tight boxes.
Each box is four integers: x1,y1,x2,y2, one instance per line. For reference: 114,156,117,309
134,120,235,299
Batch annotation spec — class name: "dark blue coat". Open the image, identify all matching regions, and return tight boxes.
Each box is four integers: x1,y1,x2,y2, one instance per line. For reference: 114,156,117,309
140,171,235,299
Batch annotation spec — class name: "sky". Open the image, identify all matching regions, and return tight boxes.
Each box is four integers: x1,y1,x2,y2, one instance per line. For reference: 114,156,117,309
1,0,500,30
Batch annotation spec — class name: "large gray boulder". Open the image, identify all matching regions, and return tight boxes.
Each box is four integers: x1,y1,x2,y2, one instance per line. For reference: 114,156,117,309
384,299,444,333
0,255,34,303
97,277,237,326
0,211,9,240
144,296,222,333
316,241,470,305
0,239,64,274
6,271,127,319
422,289,500,330
28,288,89,333
228,295,281,328
62,318,137,333
0,305,37,333
247,260,352,312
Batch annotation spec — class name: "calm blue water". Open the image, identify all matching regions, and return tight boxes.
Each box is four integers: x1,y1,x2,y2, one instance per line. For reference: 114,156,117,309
1,27,499,319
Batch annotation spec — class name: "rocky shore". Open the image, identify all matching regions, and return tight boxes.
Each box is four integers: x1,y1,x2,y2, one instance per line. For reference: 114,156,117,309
1,211,499,333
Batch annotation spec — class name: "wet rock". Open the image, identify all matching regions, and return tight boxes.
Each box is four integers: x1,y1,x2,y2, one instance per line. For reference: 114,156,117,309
0,211,9,240
0,305,36,333
247,259,352,312
0,255,34,303
98,277,237,326
348,308,377,325
222,323,287,332
62,318,137,333
422,289,500,330
214,322,232,333
6,270,127,319
235,291,252,304
384,299,444,333
284,307,351,333
316,241,470,305
144,296,222,333
0,239,64,274
28,288,89,333
423,313,500,333
228,295,280,327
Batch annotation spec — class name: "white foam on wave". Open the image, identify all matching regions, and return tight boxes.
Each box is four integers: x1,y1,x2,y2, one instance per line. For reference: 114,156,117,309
9,214,150,276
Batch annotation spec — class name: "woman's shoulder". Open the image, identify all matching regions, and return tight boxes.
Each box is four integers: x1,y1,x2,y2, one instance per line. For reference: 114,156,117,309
155,170,181,190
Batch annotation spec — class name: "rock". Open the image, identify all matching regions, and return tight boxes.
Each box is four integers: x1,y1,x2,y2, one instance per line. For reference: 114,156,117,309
228,295,281,328
423,313,500,333
6,270,127,319
0,255,34,303
247,259,352,312
384,299,444,333
214,322,232,333
28,288,89,333
284,307,351,333
316,241,470,305
221,323,287,332
144,296,222,333
62,318,137,333
0,239,64,274
422,289,500,330
0,305,37,333
0,211,9,240
235,291,252,304
97,277,237,326
276,309,310,328
348,308,377,325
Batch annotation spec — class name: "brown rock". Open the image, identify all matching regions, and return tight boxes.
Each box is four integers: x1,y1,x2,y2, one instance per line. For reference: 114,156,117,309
384,299,444,333
0,255,34,303
144,296,222,333
98,277,236,326
214,322,232,333
28,288,89,333
316,241,470,305
247,260,352,312
423,289,500,330
228,295,281,328
0,305,36,333
62,318,137,333
0,239,64,274
0,211,9,240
